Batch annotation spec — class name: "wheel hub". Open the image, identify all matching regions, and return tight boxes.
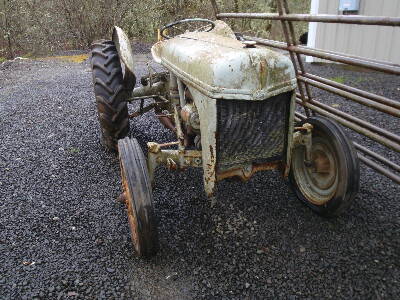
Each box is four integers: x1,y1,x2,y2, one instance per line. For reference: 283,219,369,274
293,137,339,206
308,144,337,191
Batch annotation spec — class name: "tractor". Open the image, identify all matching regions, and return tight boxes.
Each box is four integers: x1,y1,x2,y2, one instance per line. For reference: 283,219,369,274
90,19,359,257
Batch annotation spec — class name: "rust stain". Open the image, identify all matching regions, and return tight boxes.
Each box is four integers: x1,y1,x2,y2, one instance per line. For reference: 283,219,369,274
117,192,127,205
209,145,215,161
259,60,267,88
216,161,280,181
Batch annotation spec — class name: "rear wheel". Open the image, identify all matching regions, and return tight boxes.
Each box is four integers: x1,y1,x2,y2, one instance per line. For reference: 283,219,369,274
289,116,360,217
118,137,159,257
91,40,130,151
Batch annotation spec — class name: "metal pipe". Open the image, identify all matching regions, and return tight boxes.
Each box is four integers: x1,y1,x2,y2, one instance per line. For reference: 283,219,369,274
169,73,180,106
157,115,176,132
177,78,186,107
296,97,400,153
246,37,400,69
295,94,400,144
354,142,400,173
300,45,400,68
131,81,166,98
217,12,400,26
127,95,161,102
173,105,185,151
129,103,156,118
297,76,400,117
299,72,400,110
358,154,400,184
276,0,310,117
246,36,400,75
280,0,314,115
295,112,306,120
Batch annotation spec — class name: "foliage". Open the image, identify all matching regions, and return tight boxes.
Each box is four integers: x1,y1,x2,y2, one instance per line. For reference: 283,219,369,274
0,0,310,58
329,76,346,84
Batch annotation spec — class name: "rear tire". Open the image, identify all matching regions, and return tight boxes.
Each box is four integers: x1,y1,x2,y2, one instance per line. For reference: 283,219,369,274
90,40,130,151
289,116,360,217
118,137,159,257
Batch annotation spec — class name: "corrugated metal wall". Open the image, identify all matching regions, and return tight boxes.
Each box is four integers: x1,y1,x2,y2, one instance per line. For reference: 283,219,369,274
309,0,400,64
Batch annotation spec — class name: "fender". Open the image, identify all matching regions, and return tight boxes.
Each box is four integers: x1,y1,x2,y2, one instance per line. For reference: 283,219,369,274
112,26,136,90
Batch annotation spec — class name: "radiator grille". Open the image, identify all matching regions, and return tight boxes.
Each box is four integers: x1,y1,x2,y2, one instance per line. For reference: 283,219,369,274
216,92,291,171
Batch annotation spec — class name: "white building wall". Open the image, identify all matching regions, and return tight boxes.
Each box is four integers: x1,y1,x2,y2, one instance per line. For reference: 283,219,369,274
307,0,400,64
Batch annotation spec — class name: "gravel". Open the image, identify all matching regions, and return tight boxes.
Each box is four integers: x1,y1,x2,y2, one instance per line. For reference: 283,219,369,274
0,53,399,300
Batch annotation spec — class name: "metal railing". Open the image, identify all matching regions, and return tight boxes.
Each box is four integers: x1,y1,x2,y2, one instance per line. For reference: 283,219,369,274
210,0,400,184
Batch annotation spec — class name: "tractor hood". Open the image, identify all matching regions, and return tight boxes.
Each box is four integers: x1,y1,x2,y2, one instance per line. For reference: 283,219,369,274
151,31,296,100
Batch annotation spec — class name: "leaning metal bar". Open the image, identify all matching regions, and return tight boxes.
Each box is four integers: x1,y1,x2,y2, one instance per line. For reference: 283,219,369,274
281,0,314,106
301,45,400,68
299,72,400,110
275,0,310,117
358,154,400,184
277,0,312,117
354,142,400,173
297,76,400,117
295,98,400,153
245,37,400,73
217,13,400,26
246,36,400,75
295,94,400,144
295,112,306,121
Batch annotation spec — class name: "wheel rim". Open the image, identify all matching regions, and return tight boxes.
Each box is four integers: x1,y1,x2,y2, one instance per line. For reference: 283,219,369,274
120,161,140,254
292,136,338,205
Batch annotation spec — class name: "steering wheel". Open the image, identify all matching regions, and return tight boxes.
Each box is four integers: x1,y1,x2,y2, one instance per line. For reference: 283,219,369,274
160,18,216,39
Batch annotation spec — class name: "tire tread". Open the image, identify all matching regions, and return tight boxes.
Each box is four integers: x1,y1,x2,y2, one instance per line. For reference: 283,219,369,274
118,137,159,257
90,40,130,151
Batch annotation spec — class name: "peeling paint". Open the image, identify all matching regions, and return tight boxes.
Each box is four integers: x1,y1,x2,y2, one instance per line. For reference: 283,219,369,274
151,31,296,100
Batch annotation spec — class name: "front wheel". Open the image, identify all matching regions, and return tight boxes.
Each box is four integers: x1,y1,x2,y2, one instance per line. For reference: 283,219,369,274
289,116,360,217
118,137,159,257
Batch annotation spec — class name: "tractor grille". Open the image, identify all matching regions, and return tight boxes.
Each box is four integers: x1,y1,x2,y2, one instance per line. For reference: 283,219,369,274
216,92,292,171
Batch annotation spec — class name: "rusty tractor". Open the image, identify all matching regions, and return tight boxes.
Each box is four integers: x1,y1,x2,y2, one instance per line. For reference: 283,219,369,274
90,19,360,257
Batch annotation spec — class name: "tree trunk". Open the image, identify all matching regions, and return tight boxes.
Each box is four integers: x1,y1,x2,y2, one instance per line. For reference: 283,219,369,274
3,0,14,58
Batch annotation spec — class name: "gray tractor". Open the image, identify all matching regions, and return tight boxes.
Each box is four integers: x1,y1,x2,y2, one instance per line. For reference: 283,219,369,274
90,19,359,257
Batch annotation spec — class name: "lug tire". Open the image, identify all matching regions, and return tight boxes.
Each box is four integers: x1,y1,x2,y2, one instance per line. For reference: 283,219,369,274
118,137,159,257
289,116,360,217
90,40,129,151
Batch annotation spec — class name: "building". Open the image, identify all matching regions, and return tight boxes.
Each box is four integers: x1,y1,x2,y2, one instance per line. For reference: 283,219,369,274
307,0,400,64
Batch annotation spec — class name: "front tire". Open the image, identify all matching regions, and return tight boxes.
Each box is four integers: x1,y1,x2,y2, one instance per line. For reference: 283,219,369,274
91,40,130,151
289,116,360,217
118,137,159,257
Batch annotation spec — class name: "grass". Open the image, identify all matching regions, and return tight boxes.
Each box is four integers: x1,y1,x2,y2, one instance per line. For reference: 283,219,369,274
68,147,80,153
41,54,89,63
329,76,346,84
0,57,6,63
22,53,35,59
355,76,366,83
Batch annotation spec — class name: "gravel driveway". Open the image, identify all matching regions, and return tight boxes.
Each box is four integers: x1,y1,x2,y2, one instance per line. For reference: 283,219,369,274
0,51,399,300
